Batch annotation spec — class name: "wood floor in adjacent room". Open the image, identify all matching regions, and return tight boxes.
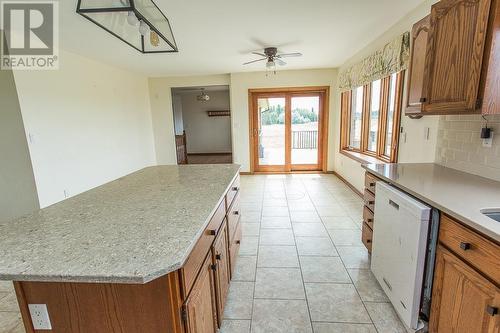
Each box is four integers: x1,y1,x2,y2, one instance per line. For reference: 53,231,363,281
187,153,233,164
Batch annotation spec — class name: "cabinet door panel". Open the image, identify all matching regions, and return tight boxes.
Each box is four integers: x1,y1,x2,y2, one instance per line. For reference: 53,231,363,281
212,221,230,327
422,0,492,113
184,254,217,333
430,245,500,333
406,15,430,114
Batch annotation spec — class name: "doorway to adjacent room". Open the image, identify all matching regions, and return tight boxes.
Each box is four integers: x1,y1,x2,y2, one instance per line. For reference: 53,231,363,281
171,85,232,164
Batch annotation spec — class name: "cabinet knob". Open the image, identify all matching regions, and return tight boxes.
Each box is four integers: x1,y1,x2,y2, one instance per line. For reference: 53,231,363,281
236,240,241,244
369,182,376,187
367,218,373,223
233,211,239,215
208,229,217,236
419,97,427,103
210,264,217,271
232,186,239,191
487,306,498,316
459,242,471,251
368,201,375,205
366,239,372,243
215,254,222,260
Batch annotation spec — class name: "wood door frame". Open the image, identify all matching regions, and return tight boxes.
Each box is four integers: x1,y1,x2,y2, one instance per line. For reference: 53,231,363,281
248,86,330,173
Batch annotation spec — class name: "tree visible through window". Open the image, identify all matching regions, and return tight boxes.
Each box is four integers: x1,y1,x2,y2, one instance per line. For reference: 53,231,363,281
340,71,403,163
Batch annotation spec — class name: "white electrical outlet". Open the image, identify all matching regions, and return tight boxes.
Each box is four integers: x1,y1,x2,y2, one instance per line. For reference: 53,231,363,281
28,304,52,330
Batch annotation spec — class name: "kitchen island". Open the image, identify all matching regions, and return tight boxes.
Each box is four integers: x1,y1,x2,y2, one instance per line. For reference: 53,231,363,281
0,164,242,333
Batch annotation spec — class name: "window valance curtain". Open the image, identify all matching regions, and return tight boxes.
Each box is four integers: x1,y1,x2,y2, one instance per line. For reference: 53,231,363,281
338,31,410,91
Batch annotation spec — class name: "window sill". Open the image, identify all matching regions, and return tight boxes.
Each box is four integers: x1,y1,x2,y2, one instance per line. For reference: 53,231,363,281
340,150,389,165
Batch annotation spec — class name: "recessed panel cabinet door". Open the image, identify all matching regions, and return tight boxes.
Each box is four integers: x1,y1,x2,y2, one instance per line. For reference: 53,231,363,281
406,15,430,114
212,221,230,327
430,246,500,333
422,0,492,114
184,254,217,333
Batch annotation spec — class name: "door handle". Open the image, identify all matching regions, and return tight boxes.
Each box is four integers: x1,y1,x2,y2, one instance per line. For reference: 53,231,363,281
389,200,399,210
487,306,498,316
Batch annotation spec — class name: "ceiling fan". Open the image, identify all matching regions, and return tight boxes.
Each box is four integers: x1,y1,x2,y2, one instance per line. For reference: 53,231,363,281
243,47,302,71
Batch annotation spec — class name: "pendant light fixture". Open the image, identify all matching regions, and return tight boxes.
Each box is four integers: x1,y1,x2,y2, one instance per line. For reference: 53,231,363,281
76,0,178,53
197,88,210,102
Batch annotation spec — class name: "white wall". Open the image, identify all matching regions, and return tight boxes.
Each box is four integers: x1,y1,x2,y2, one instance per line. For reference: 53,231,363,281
172,94,184,135
230,69,338,172
179,90,232,154
333,0,440,192
0,51,40,221
13,50,156,208
149,75,231,165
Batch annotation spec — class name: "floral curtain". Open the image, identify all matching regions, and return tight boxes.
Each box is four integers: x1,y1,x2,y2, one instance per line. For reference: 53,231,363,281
338,31,410,91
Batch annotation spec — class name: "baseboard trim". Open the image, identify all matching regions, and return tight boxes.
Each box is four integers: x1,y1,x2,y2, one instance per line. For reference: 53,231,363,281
330,171,363,198
188,152,232,156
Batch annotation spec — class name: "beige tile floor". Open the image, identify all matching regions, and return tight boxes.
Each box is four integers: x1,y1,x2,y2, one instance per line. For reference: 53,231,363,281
0,173,406,333
221,174,407,333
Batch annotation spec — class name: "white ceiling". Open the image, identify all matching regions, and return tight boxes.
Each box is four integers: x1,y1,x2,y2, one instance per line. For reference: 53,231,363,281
61,0,424,77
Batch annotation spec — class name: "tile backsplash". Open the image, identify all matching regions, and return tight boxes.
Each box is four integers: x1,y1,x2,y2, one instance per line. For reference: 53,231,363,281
436,114,500,182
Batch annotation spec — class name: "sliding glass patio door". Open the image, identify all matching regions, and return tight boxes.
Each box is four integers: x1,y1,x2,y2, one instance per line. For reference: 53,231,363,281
251,89,326,172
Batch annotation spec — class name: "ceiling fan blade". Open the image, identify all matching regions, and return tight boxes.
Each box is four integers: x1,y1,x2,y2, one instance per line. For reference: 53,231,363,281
243,58,267,65
275,58,286,66
252,52,267,57
278,52,302,58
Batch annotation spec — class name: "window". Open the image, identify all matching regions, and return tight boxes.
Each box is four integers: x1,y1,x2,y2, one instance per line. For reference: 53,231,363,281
367,79,381,152
340,71,403,163
349,86,363,150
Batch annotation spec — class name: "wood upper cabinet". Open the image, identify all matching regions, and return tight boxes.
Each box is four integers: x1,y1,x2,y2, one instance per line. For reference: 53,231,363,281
482,0,500,115
421,0,492,114
430,245,500,333
183,254,218,333
212,221,230,327
406,15,430,115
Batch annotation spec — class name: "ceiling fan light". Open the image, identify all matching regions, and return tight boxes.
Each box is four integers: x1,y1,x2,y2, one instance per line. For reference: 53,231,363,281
126,11,139,26
266,60,275,69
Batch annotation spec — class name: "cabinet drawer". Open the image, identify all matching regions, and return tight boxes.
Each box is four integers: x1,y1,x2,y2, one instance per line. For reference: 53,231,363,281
181,200,226,298
365,172,379,194
362,222,373,253
363,189,375,212
226,176,240,209
439,214,500,283
363,205,374,229
229,221,242,277
227,193,241,242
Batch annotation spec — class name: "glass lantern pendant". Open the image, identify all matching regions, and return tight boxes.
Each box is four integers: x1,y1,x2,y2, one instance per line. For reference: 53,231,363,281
76,0,178,53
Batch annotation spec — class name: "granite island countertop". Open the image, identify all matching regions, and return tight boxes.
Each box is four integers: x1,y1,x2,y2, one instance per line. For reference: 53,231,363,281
363,163,500,242
0,164,241,284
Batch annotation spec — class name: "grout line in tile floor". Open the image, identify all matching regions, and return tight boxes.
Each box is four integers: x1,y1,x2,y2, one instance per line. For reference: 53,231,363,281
311,186,380,333
248,182,265,333
285,180,315,333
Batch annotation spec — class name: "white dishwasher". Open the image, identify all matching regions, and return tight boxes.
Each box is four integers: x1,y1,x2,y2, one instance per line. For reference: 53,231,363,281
371,181,431,331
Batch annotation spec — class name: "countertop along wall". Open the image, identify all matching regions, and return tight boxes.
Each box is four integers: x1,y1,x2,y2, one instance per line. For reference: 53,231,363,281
13,50,157,208
332,0,440,193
